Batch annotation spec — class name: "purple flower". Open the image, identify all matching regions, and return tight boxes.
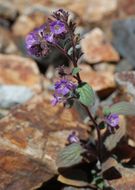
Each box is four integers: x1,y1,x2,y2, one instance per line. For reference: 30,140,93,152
25,32,37,49
105,113,120,133
54,79,77,96
105,113,119,127
25,25,48,57
45,33,55,43
67,131,80,144
50,20,66,35
51,94,62,106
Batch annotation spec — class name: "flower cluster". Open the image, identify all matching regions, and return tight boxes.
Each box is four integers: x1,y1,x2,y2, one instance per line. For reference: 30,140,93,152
25,25,48,57
25,10,67,57
51,77,77,106
105,113,119,133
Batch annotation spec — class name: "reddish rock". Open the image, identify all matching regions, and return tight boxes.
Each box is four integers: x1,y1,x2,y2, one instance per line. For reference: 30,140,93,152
81,69,115,96
81,28,119,64
118,0,135,17
109,166,135,190
0,93,89,189
0,148,53,190
126,116,135,142
0,54,41,93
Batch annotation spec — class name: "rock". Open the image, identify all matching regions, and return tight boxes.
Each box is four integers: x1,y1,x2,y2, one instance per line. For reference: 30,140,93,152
0,54,41,93
12,15,36,36
0,0,51,15
115,59,133,72
68,0,118,23
118,0,135,17
12,6,50,36
0,85,34,109
94,62,115,73
126,116,135,142
115,71,135,99
0,27,18,54
0,93,89,189
49,0,71,5
112,18,135,67
109,166,135,190
0,148,54,190
81,69,116,97
0,1,18,21
0,109,9,119
81,28,119,64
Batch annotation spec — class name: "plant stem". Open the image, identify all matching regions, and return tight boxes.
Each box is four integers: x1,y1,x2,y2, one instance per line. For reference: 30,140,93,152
67,24,82,83
82,104,102,162
49,43,73,63
66,27,102,162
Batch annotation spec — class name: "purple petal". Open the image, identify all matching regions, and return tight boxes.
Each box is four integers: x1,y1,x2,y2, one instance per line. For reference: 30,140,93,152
45,33,55,43
57,86,70,96
51,94,62,106
25,32,37,49
67,131,80,144
50,20,66,35
105,113,119,127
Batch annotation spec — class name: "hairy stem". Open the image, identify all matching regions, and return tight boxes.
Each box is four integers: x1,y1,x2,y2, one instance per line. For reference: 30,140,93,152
82,104,102,162
66,23,82,83
50,43,73,62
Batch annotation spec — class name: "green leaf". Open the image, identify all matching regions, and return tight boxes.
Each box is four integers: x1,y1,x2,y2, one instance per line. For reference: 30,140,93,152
103,107,111,116
110,101,135,115
76,82,95,106
72,67,81,76
56,143,85,168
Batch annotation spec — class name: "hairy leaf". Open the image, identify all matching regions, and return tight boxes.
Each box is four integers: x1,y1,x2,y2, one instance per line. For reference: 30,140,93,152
110,101,135,115
103,107,111,116
76,82,95,106
56,143,85,168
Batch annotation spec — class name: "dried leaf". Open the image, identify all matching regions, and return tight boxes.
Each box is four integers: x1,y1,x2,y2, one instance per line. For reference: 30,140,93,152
58,175,89,187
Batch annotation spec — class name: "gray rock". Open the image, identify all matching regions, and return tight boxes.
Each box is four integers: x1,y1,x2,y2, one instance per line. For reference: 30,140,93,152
0,85,34,108
0,1,18,20
115,71,135,99
115,59,133,72
112,18,135,67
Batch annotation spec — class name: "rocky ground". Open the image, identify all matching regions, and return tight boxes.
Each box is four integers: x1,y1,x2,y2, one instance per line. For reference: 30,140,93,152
0,0,135,190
